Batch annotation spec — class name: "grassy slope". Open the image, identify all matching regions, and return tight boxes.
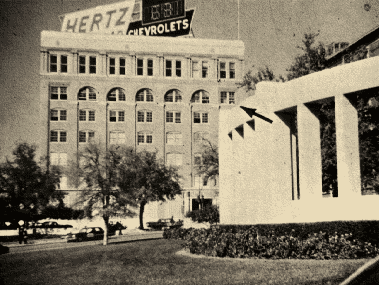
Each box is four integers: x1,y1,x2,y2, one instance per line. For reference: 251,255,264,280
0,239,369,285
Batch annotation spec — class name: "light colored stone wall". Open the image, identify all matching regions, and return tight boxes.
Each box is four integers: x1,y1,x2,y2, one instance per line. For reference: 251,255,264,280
220,56,379,225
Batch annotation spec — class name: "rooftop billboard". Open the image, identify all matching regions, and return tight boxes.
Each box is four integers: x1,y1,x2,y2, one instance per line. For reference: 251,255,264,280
60,0,135,35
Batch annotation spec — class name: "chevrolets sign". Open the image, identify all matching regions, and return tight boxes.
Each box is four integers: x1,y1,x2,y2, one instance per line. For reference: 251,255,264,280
127,9,194,36
60,0,135,34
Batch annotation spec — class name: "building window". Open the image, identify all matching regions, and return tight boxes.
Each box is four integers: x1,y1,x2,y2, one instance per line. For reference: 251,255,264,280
138,132,153,145
194,112,208,124
192,61,208,78
137,58,143,76
79,55,96,74
110,131,126,144
78,87,97,101
50,153,67,166
166,132,182,145
220,62,226,78
120,58,126,75
50,86,67,100
166,111,181,123
176,61,181,77
89,56,96,74
138,110,152,123
147,59,153,76
219,61,236,79
191,90,210,104
79,56,86,73
109,57,116,75
229,62,235,79
107,88,126,101
164,89,182,103
136,89,153,102
166,60,172,77
167,153,182,166
79,131,95,143
50,109,67,121
109,57,126,75
194,132,209,143
109,110,125,122
202,62,208,78
50,54,68,73
79,110,95,121
220,91,235,104
50,130,67,142
50,55,57,72
192,61,199,78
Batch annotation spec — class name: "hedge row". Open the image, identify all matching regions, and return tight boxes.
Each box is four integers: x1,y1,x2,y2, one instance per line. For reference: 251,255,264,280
164,221,379,259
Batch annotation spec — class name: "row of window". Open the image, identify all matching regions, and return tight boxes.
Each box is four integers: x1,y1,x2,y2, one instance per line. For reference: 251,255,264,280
49,54,237,79
50,109,208,124
50,151,205,167
50,87,235,104
50,131,209,145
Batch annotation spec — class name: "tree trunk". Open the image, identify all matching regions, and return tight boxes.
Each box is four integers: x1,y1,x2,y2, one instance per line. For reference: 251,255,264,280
103,215,109,246
139,201,146,230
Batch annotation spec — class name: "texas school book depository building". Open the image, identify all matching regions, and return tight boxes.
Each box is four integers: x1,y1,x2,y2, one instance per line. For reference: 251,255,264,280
39,0,245,223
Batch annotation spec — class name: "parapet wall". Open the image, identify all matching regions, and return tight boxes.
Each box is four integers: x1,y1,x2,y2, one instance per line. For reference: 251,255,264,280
219,56,379,225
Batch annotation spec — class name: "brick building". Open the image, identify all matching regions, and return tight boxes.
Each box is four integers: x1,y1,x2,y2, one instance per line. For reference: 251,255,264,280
39,30,245,221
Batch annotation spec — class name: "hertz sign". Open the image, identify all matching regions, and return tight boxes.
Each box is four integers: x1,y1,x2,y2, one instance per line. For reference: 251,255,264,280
127,0,194,37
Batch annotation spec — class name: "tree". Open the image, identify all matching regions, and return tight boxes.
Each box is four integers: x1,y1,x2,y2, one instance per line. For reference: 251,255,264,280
195,139,219,186
238,66,285,92
119,150,182,230
286,32,327,80
67,144,137,245
0,143,64,225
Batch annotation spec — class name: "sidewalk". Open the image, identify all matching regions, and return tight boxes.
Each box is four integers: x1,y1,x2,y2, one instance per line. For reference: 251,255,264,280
2,229,163,248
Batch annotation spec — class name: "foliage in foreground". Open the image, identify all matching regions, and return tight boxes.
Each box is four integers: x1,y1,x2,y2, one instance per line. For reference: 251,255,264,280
185,205,220,224
164,226,379,259
0,143,65,223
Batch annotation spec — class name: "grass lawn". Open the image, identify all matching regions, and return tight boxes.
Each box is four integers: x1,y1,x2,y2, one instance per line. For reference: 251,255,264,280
0,239,369,284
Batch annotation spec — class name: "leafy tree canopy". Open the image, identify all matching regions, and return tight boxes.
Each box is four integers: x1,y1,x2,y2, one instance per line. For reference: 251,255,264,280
119,150,182,229
0,143,64,223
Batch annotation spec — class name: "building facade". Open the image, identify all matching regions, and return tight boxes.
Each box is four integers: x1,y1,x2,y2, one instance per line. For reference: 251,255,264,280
219,56,379,225
39,31,245,221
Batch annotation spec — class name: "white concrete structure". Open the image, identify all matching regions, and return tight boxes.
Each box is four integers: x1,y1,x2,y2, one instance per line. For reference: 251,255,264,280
220,56,379,225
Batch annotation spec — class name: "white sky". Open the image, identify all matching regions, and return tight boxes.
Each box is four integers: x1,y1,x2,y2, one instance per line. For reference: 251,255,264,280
0,0,378,161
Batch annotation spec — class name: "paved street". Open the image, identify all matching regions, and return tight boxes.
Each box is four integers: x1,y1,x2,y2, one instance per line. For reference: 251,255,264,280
2,230,163,254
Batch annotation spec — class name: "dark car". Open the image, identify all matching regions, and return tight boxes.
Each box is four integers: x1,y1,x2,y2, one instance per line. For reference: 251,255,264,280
66,227,104,242
0,244,9,255
37,221,73,229
147,218,183,230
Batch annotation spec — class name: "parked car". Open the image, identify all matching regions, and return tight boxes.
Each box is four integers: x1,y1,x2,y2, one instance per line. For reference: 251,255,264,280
108,222,126,236
0,244,9,255
146,218,183,230
35,221,73,229
65,227,104,242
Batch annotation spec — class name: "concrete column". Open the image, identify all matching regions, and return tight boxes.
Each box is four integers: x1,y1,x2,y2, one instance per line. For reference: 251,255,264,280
335,94,361,198
130,53,136,76
297,103,323,200
71,50,78,74
185,56,191,78
99,51,106,76
40,50,48,74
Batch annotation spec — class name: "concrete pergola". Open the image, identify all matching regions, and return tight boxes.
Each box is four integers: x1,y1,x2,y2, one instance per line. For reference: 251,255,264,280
219,56,379,225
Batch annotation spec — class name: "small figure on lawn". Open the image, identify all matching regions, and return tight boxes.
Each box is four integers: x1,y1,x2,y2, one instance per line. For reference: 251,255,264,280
18,220,27,244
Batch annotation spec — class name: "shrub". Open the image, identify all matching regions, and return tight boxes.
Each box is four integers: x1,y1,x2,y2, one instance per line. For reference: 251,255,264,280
164,224,379,259
163,227,192,240
185,205,220,224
